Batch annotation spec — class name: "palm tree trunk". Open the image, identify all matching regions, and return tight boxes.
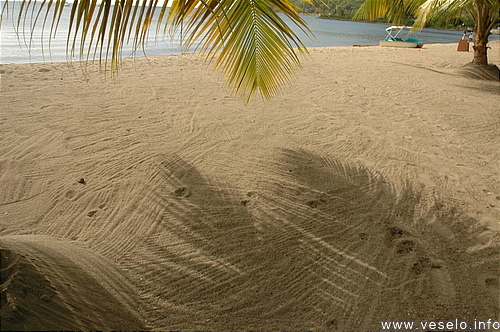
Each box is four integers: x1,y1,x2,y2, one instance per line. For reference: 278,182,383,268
472,1,490,66
472,35,489,66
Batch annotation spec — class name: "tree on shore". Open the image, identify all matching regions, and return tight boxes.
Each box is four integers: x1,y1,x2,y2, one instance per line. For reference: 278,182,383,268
354,0,499,67
1,0,320,102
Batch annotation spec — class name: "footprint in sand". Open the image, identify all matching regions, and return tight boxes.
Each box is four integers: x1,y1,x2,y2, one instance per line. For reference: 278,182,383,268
173,186,191,198
482,276,499,300
65,190,77,200
429,261,456,303
384,226,406,245
395,239,416,254
87,203,106,217
411,257,432,274
430,220,455,239
485,277,499,286
87,210,98,217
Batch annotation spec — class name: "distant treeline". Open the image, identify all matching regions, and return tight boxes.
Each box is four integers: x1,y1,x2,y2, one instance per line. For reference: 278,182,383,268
289,0,475,30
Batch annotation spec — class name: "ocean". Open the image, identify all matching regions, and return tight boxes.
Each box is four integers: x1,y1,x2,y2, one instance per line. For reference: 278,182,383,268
1,2,495,64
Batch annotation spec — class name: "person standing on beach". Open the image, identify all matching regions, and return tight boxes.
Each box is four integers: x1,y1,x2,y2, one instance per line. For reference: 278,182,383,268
468,30,476,43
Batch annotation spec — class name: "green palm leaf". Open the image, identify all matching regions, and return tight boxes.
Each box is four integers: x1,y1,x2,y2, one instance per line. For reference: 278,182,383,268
353,0,424,24
168,0,312,101
1,0,316,101
415,0,498,31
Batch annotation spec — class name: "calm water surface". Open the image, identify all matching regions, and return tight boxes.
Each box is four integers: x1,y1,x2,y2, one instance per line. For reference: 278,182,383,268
1,3,497,64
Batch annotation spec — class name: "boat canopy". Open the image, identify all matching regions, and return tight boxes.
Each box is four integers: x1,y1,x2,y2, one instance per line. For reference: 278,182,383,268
385,26,417,39
385,26,413,31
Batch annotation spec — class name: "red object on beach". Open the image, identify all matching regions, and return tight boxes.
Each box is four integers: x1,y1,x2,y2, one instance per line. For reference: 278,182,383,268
457,39,469,52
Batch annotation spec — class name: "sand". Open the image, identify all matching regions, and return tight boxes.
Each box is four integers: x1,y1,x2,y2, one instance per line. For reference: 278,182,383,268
1,41,499,331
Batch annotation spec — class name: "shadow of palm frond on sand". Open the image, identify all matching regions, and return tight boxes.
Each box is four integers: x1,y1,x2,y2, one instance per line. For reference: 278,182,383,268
2,150,496,331
137,149,498,331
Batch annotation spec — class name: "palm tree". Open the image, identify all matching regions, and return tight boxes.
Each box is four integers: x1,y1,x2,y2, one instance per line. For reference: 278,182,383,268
354,0,499,67
1,0,319,101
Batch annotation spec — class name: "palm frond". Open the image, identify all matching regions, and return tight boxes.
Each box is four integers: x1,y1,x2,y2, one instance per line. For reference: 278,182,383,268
353,0,391,21
1,0,316,102
414,0,471,28
354,0,425,25
167,0,313,101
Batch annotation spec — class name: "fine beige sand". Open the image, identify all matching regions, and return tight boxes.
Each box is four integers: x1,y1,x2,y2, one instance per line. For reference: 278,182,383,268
1,41,499,331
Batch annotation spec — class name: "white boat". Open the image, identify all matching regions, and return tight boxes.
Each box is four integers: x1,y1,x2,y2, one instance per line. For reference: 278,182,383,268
380,26,424,48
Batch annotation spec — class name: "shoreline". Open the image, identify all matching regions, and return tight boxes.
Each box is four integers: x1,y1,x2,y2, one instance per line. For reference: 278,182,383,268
2,40,496,66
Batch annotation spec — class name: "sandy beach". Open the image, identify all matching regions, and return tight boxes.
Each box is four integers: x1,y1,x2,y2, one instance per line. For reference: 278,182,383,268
1,41,499,331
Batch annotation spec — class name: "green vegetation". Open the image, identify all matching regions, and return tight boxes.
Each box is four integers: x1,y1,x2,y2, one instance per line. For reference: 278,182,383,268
290,0,475,29
291,0,364,18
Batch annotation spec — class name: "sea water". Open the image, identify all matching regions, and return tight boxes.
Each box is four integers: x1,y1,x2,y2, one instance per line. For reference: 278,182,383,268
0,1,191,64
1,2,496,64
